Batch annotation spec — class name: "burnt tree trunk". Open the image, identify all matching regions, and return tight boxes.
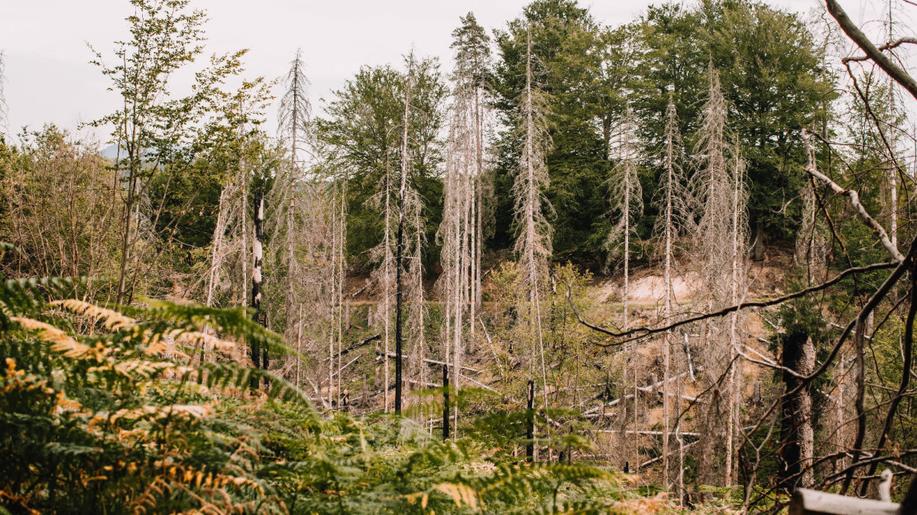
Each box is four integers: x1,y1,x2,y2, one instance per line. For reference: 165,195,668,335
780,329,814,488
249,189,268,387
526,379,535,462
443,364,450,440
394,202,404,414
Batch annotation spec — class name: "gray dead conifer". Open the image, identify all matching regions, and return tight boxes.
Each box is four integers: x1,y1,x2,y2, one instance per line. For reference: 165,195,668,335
606,106,644,330
691,65,748,486
437,13,491,433
605,105,644,474
512,29,552,452
652,94,689,494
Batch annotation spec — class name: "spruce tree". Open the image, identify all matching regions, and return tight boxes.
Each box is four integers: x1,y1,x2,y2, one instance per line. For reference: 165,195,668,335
513,29,552,453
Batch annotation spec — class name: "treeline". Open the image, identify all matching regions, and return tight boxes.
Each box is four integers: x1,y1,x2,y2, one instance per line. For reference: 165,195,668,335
0,1,844,283
319,0,837,271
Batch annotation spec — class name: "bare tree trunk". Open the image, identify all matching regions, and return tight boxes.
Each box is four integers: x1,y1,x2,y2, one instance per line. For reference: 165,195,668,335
394,62,415,415
206,188,229,307
780,330,814,489
662,154,673,493
329,194,338,405
676,377,685,502
725,143,745,487
886,2,898,251
241,176,249,307
657,96,684,494
383,165,392,413
693,67,747,486
250,191,267,373
337,183,347,408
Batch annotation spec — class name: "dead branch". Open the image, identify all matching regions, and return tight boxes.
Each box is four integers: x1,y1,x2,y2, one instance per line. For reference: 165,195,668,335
825,0,917,100
568,261,897,345
802,130,903,262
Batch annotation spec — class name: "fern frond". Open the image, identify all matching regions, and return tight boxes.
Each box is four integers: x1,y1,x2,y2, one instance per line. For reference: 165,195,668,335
199,363,313,408
136,300,296,359
10,316,96,359
434,482,479,510
1,277,80,310
172,330,242,362
51,299,136,331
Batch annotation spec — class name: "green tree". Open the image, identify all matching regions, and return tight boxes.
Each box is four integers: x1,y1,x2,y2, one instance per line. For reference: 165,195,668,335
492,0,608,266
89,0,266,304
631,0,835,254
316,58,446,271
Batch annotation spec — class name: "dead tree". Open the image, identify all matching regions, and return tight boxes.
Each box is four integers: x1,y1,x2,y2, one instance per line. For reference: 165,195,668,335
250,182,268,371
691,65,748,486
436,14,491,432
0,51,7,138
278,49,312,169
570,3,917,505
606,106,644,331
652,94,689,493
605,105,644,476
513,29,553,433
394,60,414,415
371,138,397,413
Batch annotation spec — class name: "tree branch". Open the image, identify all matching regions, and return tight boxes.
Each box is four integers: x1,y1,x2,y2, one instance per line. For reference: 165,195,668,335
825,0,917,100
802,130,903,262
569,260,898,346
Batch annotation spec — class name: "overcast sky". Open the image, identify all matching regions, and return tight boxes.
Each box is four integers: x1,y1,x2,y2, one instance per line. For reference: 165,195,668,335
0,0,893,145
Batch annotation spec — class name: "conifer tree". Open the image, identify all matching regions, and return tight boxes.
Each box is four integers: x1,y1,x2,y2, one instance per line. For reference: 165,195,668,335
513,29,552,435
606,106,643,330
394,56,414,414
452,12,491,329
0,51,7,139
438,13,491,428
605,106,643,474
317,57,444,413
652,94,689,494
278,49,312,169
691,65,748,486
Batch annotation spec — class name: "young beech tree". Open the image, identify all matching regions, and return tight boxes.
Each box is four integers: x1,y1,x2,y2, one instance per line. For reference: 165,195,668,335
691,66,748,486
513,29,552,435
0,127,121,295
90,0,261,305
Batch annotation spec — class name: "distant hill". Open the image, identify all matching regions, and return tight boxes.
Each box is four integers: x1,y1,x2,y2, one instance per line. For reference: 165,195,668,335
100,143,121,161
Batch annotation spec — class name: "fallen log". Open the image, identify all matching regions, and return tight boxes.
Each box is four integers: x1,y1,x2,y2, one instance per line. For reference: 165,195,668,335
789,488,898,515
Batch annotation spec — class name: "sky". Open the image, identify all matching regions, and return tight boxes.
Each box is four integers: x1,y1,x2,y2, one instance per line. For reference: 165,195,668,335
0,0,893,145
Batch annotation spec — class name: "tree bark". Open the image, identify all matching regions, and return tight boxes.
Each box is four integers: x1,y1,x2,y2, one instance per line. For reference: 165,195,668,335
780,329,814,489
